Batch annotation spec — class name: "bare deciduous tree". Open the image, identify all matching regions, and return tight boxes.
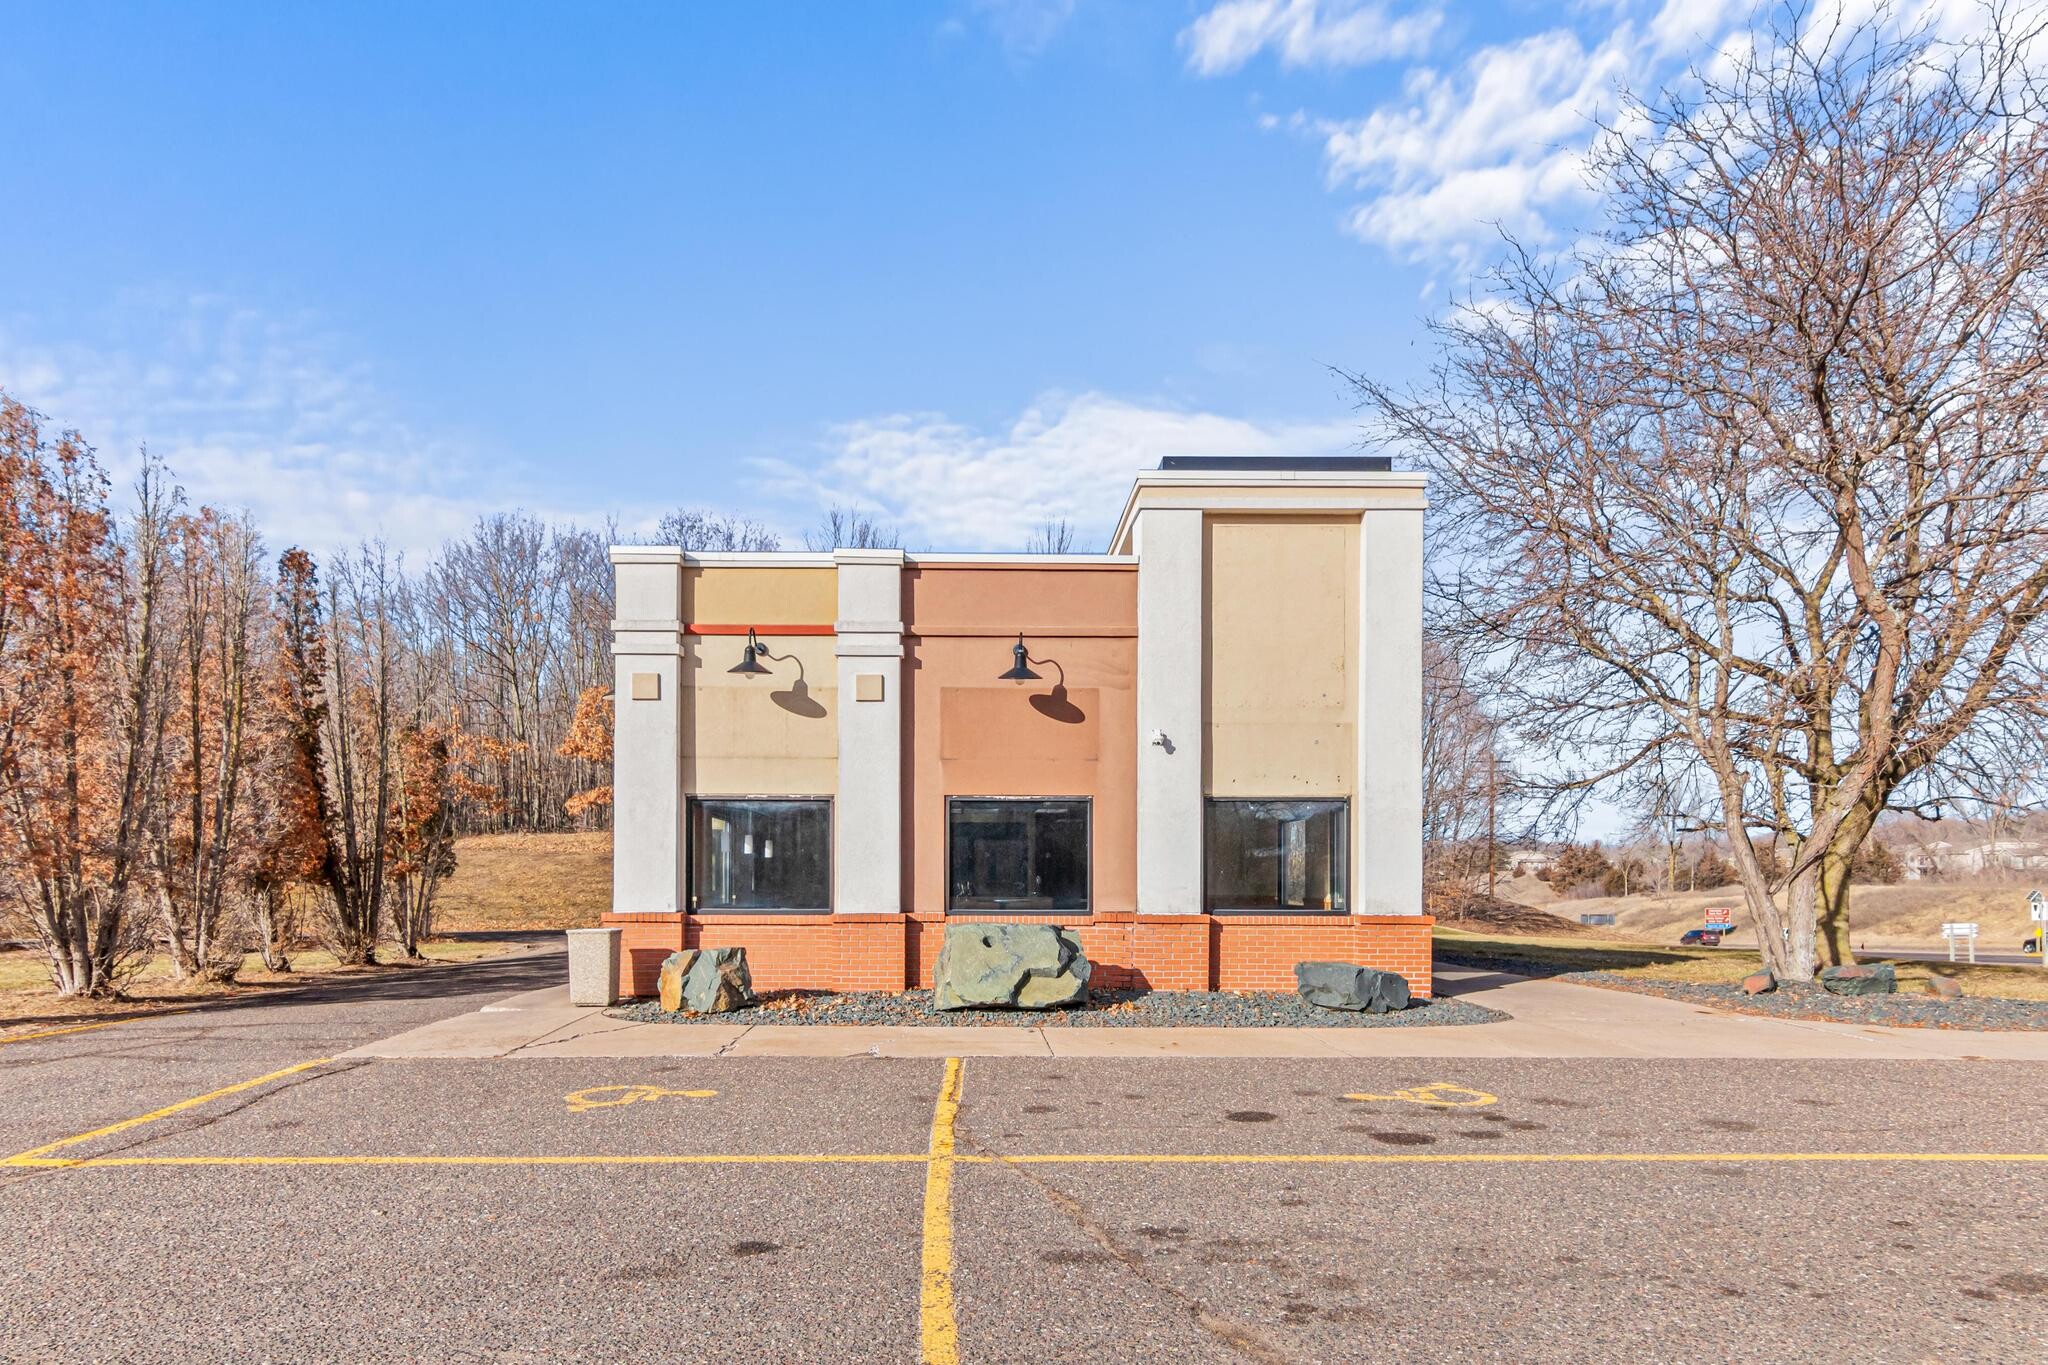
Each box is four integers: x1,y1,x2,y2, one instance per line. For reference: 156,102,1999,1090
1352,5,2048,977
804,506,900,551
1023,518,1079,554
657,508,781,552
0,399,164,995
153,501,266,981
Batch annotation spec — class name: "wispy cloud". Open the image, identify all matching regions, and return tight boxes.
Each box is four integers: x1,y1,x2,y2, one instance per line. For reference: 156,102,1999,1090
759,392,1355,552
947,0,1079,59
0,292,592,560
1181,0,1443,76
1243,0,2016,274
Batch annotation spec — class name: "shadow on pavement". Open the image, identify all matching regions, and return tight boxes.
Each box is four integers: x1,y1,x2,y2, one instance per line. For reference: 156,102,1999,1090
197,947,567,1015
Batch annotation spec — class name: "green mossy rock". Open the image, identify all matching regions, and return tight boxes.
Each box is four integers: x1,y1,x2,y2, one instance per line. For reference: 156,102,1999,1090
1818,962,1896,997
1294,961,1412,1014
657,947,756,1014
934,923,1090,1011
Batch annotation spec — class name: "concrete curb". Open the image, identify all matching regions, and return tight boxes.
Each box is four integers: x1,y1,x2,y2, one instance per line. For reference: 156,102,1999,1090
344,971,2048,1061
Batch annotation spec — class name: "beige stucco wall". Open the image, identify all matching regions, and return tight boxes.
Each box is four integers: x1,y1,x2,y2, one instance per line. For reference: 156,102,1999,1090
681,633,838,795
1203,514,1357,796
683,566,837,626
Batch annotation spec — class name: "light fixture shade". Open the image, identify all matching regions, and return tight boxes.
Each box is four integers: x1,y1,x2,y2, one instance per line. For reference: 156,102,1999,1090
998,633,1041,682
729,628,772,675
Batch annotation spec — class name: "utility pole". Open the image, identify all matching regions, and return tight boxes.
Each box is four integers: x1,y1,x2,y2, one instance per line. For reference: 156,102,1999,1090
1486,746,1498,900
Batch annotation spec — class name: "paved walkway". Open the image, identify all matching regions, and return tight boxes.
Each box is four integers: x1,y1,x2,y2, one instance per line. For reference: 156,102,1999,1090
346,967,2048,1061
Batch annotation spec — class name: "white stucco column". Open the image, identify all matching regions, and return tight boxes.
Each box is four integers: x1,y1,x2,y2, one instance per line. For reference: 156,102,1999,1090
610,550,685,914
1135,508,1205,914
833,550,906,914
1356,506,1425,915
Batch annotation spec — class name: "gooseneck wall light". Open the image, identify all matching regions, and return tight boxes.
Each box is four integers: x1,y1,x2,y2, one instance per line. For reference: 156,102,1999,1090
998,633,1042,682
729,628,772,676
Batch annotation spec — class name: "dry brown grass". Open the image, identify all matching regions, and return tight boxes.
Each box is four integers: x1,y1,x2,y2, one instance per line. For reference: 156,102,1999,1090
1435,928,2048,1001
436,832,611,933
1492,874,2043,950
0,939,524,1036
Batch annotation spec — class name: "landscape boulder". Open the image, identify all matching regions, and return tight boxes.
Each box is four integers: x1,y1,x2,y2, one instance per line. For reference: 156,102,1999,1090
657,947,756,1014
1818,962,1897,997
1294,961,1412,1014
1740,970,1777,996
1927,975,1964,1000
934,923,1090,1010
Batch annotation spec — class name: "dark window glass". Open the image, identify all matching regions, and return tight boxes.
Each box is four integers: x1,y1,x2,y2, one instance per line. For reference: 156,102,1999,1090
947,799,1089,911
690,799,830,912
1206,800,1348,913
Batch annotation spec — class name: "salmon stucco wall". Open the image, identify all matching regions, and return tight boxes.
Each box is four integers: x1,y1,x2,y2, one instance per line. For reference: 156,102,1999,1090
903,565,1138,916
1203,515,1358,796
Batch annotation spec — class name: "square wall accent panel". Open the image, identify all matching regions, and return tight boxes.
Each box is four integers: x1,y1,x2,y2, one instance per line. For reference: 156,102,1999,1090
630,672,661,701
855,673,886,702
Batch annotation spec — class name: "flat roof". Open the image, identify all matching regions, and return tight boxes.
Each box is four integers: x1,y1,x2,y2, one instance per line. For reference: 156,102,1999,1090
1157,455,1393,472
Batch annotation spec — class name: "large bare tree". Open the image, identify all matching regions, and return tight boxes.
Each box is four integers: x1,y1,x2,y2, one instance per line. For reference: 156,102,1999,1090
1352,5,2048,978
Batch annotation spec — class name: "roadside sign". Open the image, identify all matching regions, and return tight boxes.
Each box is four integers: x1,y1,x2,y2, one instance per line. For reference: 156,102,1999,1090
1941,921,1980,964
2030,890,2046,921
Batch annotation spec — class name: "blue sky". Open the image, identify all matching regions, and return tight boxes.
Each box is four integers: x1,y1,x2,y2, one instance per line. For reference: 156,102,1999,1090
0,0,1763,554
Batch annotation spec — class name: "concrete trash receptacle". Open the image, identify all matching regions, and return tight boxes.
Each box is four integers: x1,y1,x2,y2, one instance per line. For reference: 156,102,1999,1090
566,927,622,1006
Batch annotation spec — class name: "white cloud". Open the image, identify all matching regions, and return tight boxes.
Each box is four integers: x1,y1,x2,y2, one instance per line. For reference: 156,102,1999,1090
0,293,591,560
1308,21,1647,267
760,392,1356,552
965,0,1077,58
1255,0,2038,271
1182,0,1443,75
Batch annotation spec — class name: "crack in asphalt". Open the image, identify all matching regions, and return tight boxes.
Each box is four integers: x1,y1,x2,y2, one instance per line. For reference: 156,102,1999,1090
956,1118,1291,1365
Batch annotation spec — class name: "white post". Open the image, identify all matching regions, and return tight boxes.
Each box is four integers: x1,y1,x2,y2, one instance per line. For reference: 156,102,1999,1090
610,550,685,915
833,550,906,914
1356,505,1425,917
1135,508,1205,914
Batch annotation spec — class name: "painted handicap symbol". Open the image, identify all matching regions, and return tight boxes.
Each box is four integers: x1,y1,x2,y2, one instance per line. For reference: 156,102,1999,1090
1342,1081,1498,1109
564,1084,717,1114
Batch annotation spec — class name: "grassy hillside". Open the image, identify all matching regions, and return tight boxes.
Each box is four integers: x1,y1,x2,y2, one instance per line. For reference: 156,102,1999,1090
437,832,612,933
1505,877,2041,950
1435,928,2048,1001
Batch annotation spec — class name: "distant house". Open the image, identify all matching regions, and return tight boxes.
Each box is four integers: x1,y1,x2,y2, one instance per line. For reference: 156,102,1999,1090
1903,838,2048,879
1506,849,1555,877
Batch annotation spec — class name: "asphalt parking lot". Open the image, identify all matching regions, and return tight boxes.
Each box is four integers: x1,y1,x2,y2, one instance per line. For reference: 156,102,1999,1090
3,951,2045,1363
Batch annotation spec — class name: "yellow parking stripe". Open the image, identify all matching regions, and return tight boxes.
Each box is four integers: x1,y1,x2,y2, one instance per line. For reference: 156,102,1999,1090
9,1149,2044,1172
920,1057,964,1365
2,1058,332,1166
987,1150,2048,1166
0,1012,188,1047
11,1152,933,1168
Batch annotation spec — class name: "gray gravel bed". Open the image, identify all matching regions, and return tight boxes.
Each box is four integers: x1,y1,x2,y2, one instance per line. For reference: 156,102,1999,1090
610,988,1509,1028
1438,949,2048,1031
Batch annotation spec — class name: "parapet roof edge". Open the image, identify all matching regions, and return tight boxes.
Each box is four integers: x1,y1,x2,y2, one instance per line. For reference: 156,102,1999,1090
609,547,1137,566
1108,468,1429,553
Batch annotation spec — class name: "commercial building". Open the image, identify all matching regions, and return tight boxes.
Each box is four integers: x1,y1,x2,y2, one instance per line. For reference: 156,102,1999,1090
602,457,1430,997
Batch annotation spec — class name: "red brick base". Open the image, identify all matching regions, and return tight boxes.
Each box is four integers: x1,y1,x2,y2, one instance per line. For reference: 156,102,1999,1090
603,911,1434,999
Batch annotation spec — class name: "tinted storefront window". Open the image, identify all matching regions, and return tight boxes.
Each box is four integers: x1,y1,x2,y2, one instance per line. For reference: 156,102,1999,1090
690,799,831,912
1206,799,1348,913
947,798,1090,911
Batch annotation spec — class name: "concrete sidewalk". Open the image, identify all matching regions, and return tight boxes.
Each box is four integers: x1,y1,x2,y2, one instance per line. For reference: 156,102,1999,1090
342,968,2048,1061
